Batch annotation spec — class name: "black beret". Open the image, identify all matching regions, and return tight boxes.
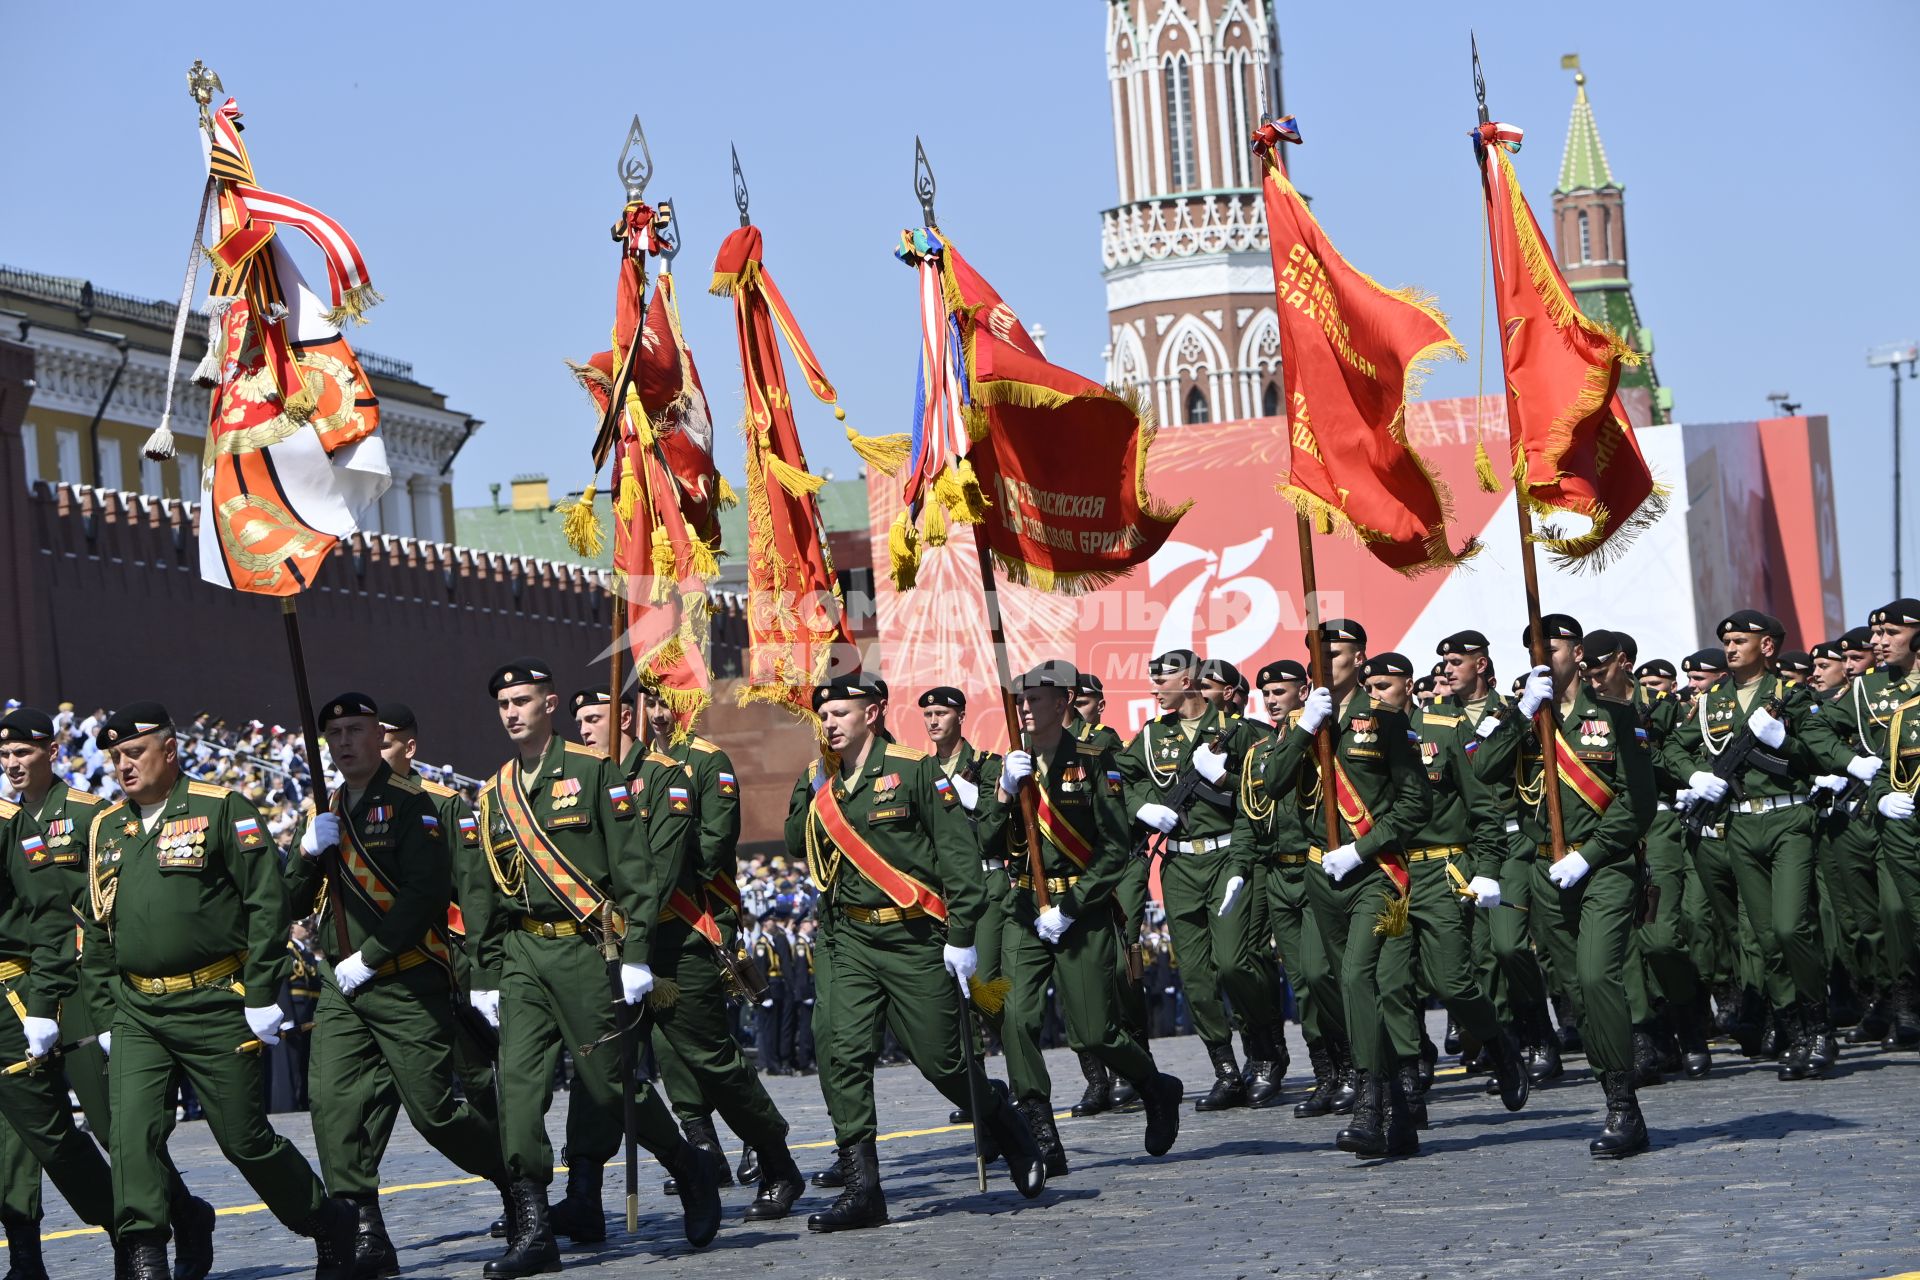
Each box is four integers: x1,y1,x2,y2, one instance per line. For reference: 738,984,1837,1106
1581,629,1622,665
1840,626,1874,652
98,701,172,749
1682,648,1728,674
0,708,55,744
377,701,418,734
1635,659,1677,681
917,686,966,710
569,689,615,715
1872,598,1920,627
1196,658,1241,687
812,676,879,712
1776,650,1813,676
1809,640,1844,662
1717,609,1785,641
1413,675,1437,695
1435,629,1489,655
1075,672,1104,696
1360,652,1414,679
1148,648,1198,678
1256,659,1308,685
1014,660,1080,695
489,657,554,697
1522,614,1582,647
869,677,890,701
1612,631,1639,662
1317,618,1367,646
318,693,378,729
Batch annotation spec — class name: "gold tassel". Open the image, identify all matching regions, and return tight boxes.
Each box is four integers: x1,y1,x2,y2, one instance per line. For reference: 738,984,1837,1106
1313,507,1334,536
921,499,948,547
559,484,606,558
645,978,681,1010
690,536,719,580
612,458,639,525
322,283,384,328
650,533,677,602
932,459,989,525
1474,439,1500,494
845,427,911,476
766,453,825,498
626,386,657,447
1372,889,1411,939
968,975,1012,1017
715,475,740,509
888,509,920,591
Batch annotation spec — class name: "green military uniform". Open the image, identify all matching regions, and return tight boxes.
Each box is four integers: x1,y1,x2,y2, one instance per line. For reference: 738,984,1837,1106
1864,665,1920,1027
935,740,1005,1012
1624,681,1708,1074
287,759,507,1208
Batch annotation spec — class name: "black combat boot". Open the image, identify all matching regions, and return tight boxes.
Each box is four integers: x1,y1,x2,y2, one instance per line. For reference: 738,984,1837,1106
1110,1076,1142,1112
980,1082,1047,1198
1395,1058,1429,1131
547,1154,605,1243
1630,1028,1665,1088
1329,1037,1360,1114
488,1179,513,1238
1022,1099,1069,1178
1588,1070,1649,1159
1729,986,1769,1057
309,1196,362,1280
1,1215,46,1280
352,1197,399,1279
810,1145,850,1189
1776,1003,1811,1081
736,1140,761,1187
662,1138,723,1248
1382,1067,1421,1158
1829,966,1860,1030
117,1236,170,1280
1071,1051,1114,1117
1846,984,1888,1044
1294,1039,1338,1117
1244,1025,1287,1109
743,1140,806,1222
168,1187,215,1280
1807,997,1838,1074
1526,1003,1564,1084
1194,1042,1248,1112
1137,1072,1184,1156
1881,977,1920,1049
1417,1029,1439,1093
1334,1069,1385,1156
1677,990,1713,1079
663,1118,734,1196
1490,1027,1531,1112
483,1179,560,1278
805,1139,887,1233
1442,1014,1461,1056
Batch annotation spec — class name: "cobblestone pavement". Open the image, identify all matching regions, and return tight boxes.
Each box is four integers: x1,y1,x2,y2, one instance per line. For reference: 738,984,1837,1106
25,1018,1920,1279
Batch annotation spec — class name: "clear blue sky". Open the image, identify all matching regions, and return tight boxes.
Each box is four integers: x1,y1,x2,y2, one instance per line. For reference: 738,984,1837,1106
6,1,1915,623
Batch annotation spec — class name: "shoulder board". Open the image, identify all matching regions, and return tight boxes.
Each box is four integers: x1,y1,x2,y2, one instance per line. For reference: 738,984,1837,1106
1424,713,1463,727
187,781,230,800
884,743,928,762
65,789,104,808
387,772,424,796
1591,694,1634,711
561,740,603,759
805,759,820,781
688,736,719,755
421,778,457,798
1075,739,1104,755
0,798,16,819
646,749,679,768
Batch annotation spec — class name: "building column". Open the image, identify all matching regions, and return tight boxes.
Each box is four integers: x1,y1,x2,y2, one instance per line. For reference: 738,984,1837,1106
380,480,413,538
409,474,443,543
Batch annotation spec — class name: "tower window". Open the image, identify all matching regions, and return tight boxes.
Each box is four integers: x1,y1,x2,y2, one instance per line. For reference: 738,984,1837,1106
1262,381,1281,419
1577,211,1592,264
1184,386,1211,425
1165,56,1196,192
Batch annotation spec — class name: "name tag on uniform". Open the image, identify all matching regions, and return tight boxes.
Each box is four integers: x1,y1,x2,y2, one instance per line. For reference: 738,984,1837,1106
545,813,590,830
155,846,207,870
870,805,912,821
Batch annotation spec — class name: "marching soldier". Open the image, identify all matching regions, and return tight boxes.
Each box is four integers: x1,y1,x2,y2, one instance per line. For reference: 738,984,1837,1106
1636,660,1678,697
1119,650,1285,1111
980,661,1183,1174
289,693,511,1275
82,703,358,1277
1862,599,1920,1048
1801,639,1883,1041
473,659,722,1275
784,677,1046,1232
1469,617,1657,1157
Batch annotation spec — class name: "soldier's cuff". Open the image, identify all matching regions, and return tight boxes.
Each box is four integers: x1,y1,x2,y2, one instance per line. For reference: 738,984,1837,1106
944,924,976,949
1353,831,1385,858
23,993,57,1021
620,931,652,967
1057,890,1083,918
358,940,394,969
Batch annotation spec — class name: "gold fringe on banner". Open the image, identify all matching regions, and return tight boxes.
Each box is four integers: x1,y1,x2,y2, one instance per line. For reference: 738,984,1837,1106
559,482,606,558
887,509,920,592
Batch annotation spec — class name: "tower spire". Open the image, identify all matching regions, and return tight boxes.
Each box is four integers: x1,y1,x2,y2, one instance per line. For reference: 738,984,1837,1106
1557,57,1619,195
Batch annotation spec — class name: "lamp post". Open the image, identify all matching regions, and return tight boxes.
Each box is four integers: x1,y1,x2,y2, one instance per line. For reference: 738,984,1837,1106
1869,342,1919,597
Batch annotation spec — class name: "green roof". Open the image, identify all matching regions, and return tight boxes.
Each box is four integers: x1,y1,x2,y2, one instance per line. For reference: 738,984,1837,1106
1557,77,1619,194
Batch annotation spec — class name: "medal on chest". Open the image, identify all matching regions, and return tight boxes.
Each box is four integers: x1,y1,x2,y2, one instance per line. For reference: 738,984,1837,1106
1579,718,1611,747
363,804,393,835
1350,715,1377,745
156,816,209,868
873,772,902,803
43,819,74,849
550,778,583,810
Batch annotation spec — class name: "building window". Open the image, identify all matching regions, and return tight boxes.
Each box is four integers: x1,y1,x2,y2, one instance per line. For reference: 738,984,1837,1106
55,429,81,484
1262,381,1281,419
97,442,123,492
1164,55,1196,192
19,423,37,487
1577,211,1592,264
178,452,201,501
140,454,164,496
1184,386,1211,425
1601,207,1613,263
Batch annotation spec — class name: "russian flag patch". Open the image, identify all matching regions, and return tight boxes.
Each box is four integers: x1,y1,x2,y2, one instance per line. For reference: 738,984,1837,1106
234,817,262,846
668,785,691,812
420,813,441,832
20,834,46,863
608,784,632,814
456,814,479,847
933,776,957,805
717,771,737,796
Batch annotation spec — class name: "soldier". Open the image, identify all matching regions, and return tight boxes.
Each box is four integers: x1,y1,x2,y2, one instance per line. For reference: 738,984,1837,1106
473,659,722,1275
82,703,357,1278
1636,660,1678,698
289,693,511,1275
784,677,1045,1232
1469,618,1657,1157
751,910,790,1074
1862,599,1920,1049
789,917,817,1074
980,660,1183,1174
1800,639,1881,1040
1118,650,1285,1111
1667,611,1834,1080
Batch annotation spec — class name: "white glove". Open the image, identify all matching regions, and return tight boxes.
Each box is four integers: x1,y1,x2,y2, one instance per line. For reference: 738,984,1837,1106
1467,876,1502,909
1217,875,1245,916
1298,687,1334,735
761,998,774,1008
1847,755,1884,783
332,952,375,996
1673,788,1697,810
1136,803,1179,834
952,774,980,811
21,1016,59,1058
1879,792,1916,821
1547,851,1591,889
1476,715,1502,740
1517,666,1554,719
1035,906,1073,944
620,963,655,1005
1192,742,1228,784
1322,844,1364,882
999,751,1033,796
1813,774,1848,795
300,812,340,859
96,1031,111,1058
1689,771,1730,804
1747,706,1786,749
942,944,979,995
244,1005,284,1046
470,989,501,1028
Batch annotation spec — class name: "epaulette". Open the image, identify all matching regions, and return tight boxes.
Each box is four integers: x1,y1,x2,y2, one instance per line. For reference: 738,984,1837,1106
1075,739,1104,755
688,736,719,755
561,740,602,759
387,772,424,796
1423,713,1464,727
0,797,16,820
805,759,820,781
420,777,457,798
884,742,928,762
646,749,679,769
65,789,104,808
187,780,231,800
1591,693,1633,711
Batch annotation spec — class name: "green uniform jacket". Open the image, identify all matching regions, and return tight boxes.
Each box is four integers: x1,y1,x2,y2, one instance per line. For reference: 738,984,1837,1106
419,772,495,986
1118,706,1259,846
287,762,452,973
1231,709,1313,860
1412,702,1507,879
1633,686,1687,795
85,774,292,1003
786,740,988,947
475,735,672,969
978,734,1128,918
1264,690,1431,859
1865,673,1920,809
1664,673,1821,799
1468,685,1654,870
0,784,106,1019
1800,668,1904,772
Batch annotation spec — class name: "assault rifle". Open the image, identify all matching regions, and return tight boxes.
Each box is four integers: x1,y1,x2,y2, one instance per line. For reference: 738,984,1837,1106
1682,694,1792,838
1131,725,1234,862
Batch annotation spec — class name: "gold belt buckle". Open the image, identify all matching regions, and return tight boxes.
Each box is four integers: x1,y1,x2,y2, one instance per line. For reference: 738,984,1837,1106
541,922,561,939
143,977,166,995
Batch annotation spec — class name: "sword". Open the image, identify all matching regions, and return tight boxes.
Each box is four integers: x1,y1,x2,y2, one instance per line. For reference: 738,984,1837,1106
1,1034,100,1075
1446,860,1527,911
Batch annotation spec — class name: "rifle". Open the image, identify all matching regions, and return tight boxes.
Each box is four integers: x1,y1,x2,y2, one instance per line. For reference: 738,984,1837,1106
1131,725,1234,863
1682,693,1792,838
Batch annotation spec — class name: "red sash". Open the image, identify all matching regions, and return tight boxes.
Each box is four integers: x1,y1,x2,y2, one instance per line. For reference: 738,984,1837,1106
811,784,948,921
492,762,606,923
1331,758,1408,894
1033,790,1094,872
1549,727,1617,815
665,887,725,946
706,873,744,912
333,794,455,980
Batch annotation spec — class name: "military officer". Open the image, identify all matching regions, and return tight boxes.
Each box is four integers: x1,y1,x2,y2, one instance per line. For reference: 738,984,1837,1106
1637,660,1678,697
1469,617,1657,1157
473,659,721,1275
1263,620,1432,1158
979,661,1183,1174
82,703,358,1278
784,677,1045,1232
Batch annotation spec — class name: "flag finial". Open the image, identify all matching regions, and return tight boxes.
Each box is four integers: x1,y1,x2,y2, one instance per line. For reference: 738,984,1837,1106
186,59,222,129
618,116,653,202
731,144,750,228
1471,32,1490,126
914,136,938,228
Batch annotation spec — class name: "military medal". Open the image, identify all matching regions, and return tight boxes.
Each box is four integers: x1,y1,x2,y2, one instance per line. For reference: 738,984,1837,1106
365,804,393,835
552,778,583,810
873,773,901,802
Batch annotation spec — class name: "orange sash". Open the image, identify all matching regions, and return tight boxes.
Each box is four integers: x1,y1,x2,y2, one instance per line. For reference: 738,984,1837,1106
1549,727,1617,815
1330,757,1408,894
811,784,948,921
1034,790,1094,872
665,887,725,946
493,762,606,923
333,794,455,980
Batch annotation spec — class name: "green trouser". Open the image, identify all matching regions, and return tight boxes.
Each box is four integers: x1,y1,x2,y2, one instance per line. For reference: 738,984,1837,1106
647,922,789,1150
974,866,1011,1037
1531,857,1637,1074
1631,812,1699,1017
1822,814,1889,989
1877,813,1920,980
1264,857,1338,1041
1692,828,1774,1000
1725,805,1825,1012
652,1029,706,1128
361,1010,500,1174
1527,849,1584,1025
0,1005,104,1231
815,915,1006,1148
1001,890,1157,1104
309,964,507,1199
1309,860,1413,1074
110,984,326,1238
1112,860,1151,1043
497,930,682,1187
1405,858,1502,1048
1238,864,1291,1032
1160,851,1278,1048
0,1115,38,1225
1482,835,1549,1027
1683,835,1733,988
